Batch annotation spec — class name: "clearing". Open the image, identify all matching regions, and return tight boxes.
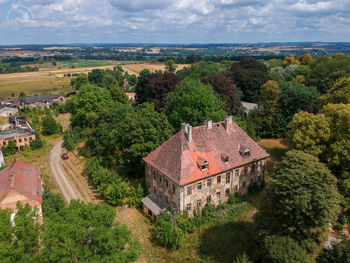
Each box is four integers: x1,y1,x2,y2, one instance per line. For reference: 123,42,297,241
258,138,288,175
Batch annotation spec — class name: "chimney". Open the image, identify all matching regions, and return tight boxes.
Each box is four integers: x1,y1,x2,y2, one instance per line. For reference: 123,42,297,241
204,119,212,129
181,122,186,132
224,116,232,132
187,125,192,143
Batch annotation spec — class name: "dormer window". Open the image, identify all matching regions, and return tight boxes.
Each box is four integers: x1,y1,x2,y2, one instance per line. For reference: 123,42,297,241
221,153,229,162
239,145,250,157
197,157,209,170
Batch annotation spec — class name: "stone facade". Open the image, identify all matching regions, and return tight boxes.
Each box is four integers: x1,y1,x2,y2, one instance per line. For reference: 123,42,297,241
0,128,36,149
145,158,266,215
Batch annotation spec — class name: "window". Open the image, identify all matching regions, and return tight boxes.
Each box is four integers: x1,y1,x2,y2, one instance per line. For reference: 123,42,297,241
244,166,248,175
172,184,176,194
187,186,192,195
244,150,250,157
165,179,168,189
165,196,169,204
258,176,261,183
154,187,157,195
159,175,162,183
217,175,221,184
29,137,33,141
201,161,209,170
2,142,6,146
235,169,239,177
207,179,212,187
172,202,177,211
234,185,238,191
216,192,221,200
226,172,230,184
207,195,211,203
187,203,192,212
250,179,253,185
197,182,202,191
197,199,202,208
225,189,230,197
159,191,162,199
24,138,27,142
259,161,263,170
153,171,156,180
243,182,246,188
19,139,22,143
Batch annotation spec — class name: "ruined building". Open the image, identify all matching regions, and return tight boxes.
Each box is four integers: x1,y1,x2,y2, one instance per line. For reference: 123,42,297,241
142,116,269,221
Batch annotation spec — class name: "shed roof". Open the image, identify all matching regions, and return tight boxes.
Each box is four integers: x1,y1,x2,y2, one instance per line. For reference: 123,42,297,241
141,193,168,216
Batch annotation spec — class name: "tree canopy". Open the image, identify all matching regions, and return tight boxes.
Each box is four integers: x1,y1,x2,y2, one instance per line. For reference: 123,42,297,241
41,200,139,263
135,73,181,111
228,57,269,103
166,78,227,128
258,150,341,253
201,74,242,115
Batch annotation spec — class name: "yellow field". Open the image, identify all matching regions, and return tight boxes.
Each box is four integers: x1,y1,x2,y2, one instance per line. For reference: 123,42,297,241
0,63,190,98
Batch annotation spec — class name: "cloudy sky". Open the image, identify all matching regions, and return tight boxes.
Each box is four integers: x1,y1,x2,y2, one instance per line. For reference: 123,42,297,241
0,0,349,44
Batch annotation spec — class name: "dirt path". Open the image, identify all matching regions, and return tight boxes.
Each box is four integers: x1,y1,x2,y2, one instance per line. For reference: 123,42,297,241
115,207,165,263
49,140,79,202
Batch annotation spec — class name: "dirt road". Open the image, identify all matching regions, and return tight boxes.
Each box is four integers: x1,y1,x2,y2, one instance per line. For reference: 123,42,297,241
49,140,79,203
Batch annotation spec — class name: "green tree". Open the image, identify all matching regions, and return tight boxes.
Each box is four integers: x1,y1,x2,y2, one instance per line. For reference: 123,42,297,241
42,200,139,262
41,112,61,135
316,239,350,263
30,133,44,150
228,57,269,102
298,54,313,65
19,92,26,98
261,235,311,263
287,112,330,157
258,150,341,253
42,192,65,218
165,59,177,73
283,55,300,67
234,254,253,263
63,130,80,151
166,78,227,128
258,80,281,121
0,203,40,262
319,77,350,106
177,61,221,79
2,140,17,156
66,84,115,129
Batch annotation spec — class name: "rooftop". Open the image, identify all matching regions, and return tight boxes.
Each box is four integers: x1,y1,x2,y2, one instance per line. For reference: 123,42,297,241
0,128,35,139
0,160,42,204
143,118,269,186
19,94,59,104
141,193,168,216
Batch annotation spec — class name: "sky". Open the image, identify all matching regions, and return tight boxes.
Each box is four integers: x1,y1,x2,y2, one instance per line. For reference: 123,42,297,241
0,0,349,44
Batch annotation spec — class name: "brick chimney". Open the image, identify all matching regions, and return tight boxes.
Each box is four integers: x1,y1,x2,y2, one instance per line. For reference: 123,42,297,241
224,116,232,132
204,119,212,129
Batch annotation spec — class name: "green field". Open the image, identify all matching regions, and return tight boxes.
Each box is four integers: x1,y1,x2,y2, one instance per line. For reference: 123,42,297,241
57,60,143,68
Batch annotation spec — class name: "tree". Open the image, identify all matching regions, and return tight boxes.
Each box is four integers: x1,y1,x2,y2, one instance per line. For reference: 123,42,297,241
261,235,311,263
287,112,330,157
41,200,139,262
135,73,181,111
19,92,26,98
165,59,177,73
166,78,227,128
319,77,350,106
66,84,115,129
258,80,281,121
258,150,341,253
2,140,17,156
0,203,40,262
201,74,242,115
30,133,44,150
41,112,61,135
299,54,313,65
317,239,350,263
228,57,269,102
63,130,80,151
234,254,253,263
177,61,221,79
283,55,300,67
279,81,320,122
88,69,104,86
42,192,65,218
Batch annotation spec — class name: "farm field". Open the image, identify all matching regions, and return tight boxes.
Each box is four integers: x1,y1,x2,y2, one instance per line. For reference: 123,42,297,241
0,61,190,98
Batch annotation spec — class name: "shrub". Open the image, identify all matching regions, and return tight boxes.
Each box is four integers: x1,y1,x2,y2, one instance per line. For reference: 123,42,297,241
248,182,261,193
42,192,65,218
2,140,17,156
41,112,61,135
63,130,80,151
30,133,44,149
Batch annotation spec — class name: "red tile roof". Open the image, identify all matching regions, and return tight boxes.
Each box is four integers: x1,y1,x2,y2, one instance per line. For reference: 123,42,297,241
0,160,42,203
143,120,269,186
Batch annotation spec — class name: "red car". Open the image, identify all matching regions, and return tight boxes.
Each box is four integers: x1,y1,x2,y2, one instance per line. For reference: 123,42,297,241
61,153,69,160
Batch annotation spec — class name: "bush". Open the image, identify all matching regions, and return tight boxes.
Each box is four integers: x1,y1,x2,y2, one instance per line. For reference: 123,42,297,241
317,239,350,263
2,140,17,156
248,183,261,194
42,192,65,218
30,133,44,149
229,192,246,205
155,212,185,250
262,235,311,263
41,112,61,136
63,130,80,151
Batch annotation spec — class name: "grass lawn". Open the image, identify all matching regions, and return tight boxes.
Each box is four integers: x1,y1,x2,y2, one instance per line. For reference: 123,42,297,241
57,60,143,68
